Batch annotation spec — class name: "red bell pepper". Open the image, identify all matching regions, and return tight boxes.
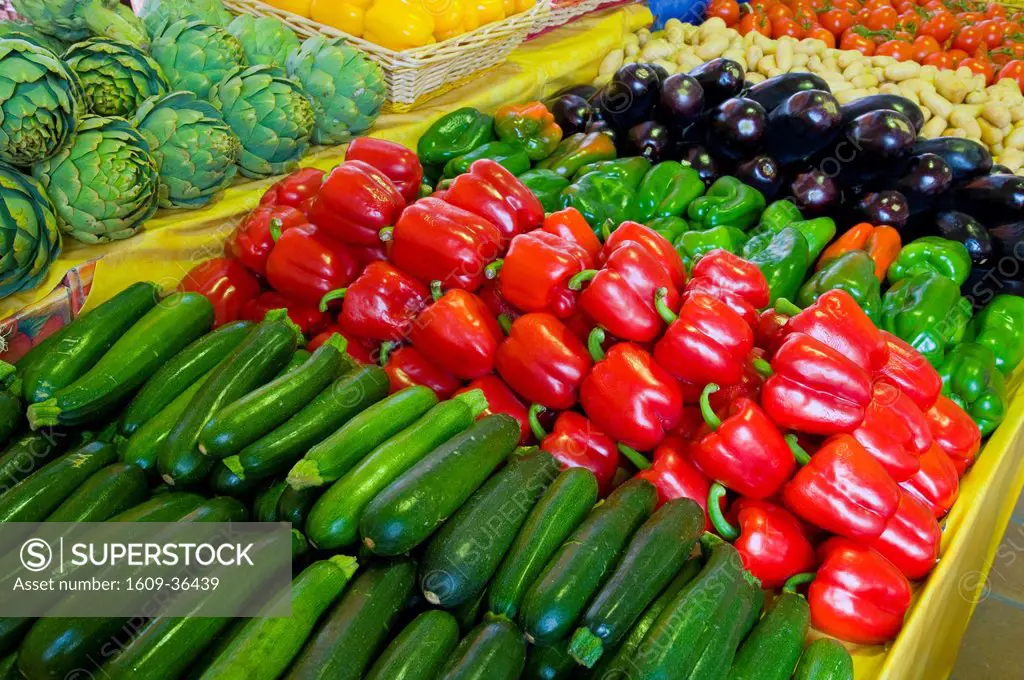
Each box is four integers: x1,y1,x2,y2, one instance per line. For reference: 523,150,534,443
265,225,359,308
602,221,687,290
683,276,757,328
494,313,592,410
308,325,375,363
874,331,942,412
653,291,755,388
344,137,423,203
478,278,520,323
926,395,982,476
783,434,900,540
408,283,503,381
754,307,790,359
708,488,816,589
329,261,429,342
306,160,406,246
382,345,461,399
777,290,889,371
260,167,324,211
541,208,602,262
228,205,308,276
241,291,329,335
387,197,502,292
706,351,766,412
580,332,684,451
179,257,261,328
496,231,593,319
350,242,388,268
456,376,530,444
899,442,960,518
574,243,680,343
760,333,873,435
851,381,933,482
530,407,618,495
689,249,771,310
806,537,912,645
868,489,941,581
444,159,544,245
637,436,713,529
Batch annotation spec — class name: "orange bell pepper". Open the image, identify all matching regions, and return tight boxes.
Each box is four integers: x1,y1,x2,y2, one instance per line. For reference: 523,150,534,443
817,222,902,282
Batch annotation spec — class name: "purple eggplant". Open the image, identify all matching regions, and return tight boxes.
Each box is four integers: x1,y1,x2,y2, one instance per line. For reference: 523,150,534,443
734,155,784,199
934,211,993,266
744,73,831,113
706,96,766,160
897,153,953,214
790,169,841,216
855,190,909,230
586,118,617,143
910,137,992,182
955,174,1024,225
657,73,705,129
961,264,1024,308
688,58,745,107
626,121,672,162
846,110,916,164
763,89,841,166
548,94,592,136
599,63,662,131
681,144,720,186
839,94,924,133
553,84,598,100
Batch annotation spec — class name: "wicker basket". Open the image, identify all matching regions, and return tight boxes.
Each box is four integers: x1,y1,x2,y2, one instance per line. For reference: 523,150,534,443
530,0,634,34
223,0,550,110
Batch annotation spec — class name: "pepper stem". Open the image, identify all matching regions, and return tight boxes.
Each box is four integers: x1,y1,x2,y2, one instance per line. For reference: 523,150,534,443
708,483,739,541
268,218,284,242
783,572,816,593
528,404,548,441
775,298,803,317
588,327,606,362
378,341,395,367
654,287,678,325
568,269,598,291
700,384,722,431
485,260,503,280
618,444,651,470
786,434,811,466
600,219,615,242
318,288,346,313
379,226,394,243
751,357,773,378
429,280,444,302
497,314,512,335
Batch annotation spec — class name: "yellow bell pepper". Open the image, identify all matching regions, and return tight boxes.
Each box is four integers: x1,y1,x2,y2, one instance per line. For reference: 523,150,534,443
474,0,505,26
516,0,535,11
364,0,435,51
310,0,365,36
264,0,313,17
463,1,480,32
503,0,516,16
423,0,465,41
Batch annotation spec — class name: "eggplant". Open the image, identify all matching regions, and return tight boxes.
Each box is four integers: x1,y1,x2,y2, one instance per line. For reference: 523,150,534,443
839,94,924,133
688,58,745,107
910,137,992,182
934,211,993,266
855,190,910,230
962,264,1024,309
897,153,953,215
989,221,1024,262
744,72,831,113
790,169,840,216
547,94,592,136
845,110,916,164
991,164,1013,175
657,73,705,129
734,155,784,199
551,84,598,101
763,89,842,166
586,118,617,143
681,144,720,186
955,174,1024,225
706,97,766,160
599,63,662,131
626,121,672,162
649,62,670,82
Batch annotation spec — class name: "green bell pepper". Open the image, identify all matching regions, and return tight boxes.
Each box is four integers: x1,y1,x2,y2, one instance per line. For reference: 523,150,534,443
573,157,651,189
647,216,690,243
536,131,617,178
417,107,495,166
967,294,1024,375
880,270,974,368
517,168,570,213
560,173,637,231
635,161,705,222
759,199,803,232
887,236,973,287
741,227,810,304
442,141,531,179
796,250,882,321
937,342,1007,436
687,176,766,231
674,225,748,271
493,101,562,161
752,213,835,264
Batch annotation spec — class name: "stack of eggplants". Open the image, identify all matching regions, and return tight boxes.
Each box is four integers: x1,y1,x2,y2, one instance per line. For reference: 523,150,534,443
545,59,1024,299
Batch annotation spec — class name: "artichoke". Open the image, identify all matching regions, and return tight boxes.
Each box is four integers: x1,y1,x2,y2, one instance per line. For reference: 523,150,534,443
150,20,246,101
133,91,241,209
0,38,81,167
33,115,160,244
227,14,300,70
137,0,231,37
10,0,147,47
0,20,67,54
0,161,61,299
286,36,385,145
209,65,314,179
64,38,169,118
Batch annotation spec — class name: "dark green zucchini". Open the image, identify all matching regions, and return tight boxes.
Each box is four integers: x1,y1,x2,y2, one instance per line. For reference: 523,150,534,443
277,485,321,528
45,462,148,522
0,391,20,450
0,430,69,494
209,460,263,497
792,639,855,680
728,590,810,680
107,492,206,522
688,567,762,680
437,619,526,680
364,610,461,680
0,440,118,521
253,480,288,522
523,639,577,680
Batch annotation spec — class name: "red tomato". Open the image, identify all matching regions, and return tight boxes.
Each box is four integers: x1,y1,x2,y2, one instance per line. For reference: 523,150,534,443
766,2,794,19
832,0,860,10
957,11,985,24
841,29,877,54
708,0,742,25
793,5,817,22
986,3,1007,19
954,25,985,53
740,10,773,34
867,5,899,29
805,24,837,46
923,50,956,69
998,60,1024,91
920,11,958,42
772,16,805,37
897,11,920,33
865,0,893,9
895,0,915,12
978,20,1007,48
960,57,995,83
877,39,916,60
819,8,856,35
912,35,942,61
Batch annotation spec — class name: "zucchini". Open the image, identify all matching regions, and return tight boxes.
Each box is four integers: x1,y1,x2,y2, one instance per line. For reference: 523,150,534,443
184,620,248,680
209,460,263,497
487,468,599,621
519,478,657,646
0,653,14,680
232,365,389,483
688,569,762,680
792,639,854,680
569,497,704,667
19,282,159,403
253,480,287,522
45,462,148,522
0,391,20,450
292,529,309,560
287,385,439,490
180,496,249,523
119,321,253,437
364,610,461,680
305,390,488,550
421,451,560,608
727,590,810,680
0,619,30,658
198,335,349,459
27,292,213,428
284,559,416,680
107,492,206,522
0,430,69,494
452,588,486,633
523,639,576,680
158,310,301,487
277,485,321,527
437,619,526,680
359,414,520,556
0,440,117,521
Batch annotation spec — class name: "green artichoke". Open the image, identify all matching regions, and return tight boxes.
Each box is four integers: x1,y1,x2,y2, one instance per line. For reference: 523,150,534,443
227,14,300,70
138,0,232,37
0,161,61,299
133,91,241,209
0,38,81,166
150,20,246,101
0,21,67,54
209,65,314,179
286,36,385,145
10,0,147,47
33,115,160,244
64,38,169,118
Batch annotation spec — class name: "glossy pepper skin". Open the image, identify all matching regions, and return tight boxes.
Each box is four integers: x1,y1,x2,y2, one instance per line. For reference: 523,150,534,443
783,434,900,540
967,294,1024,375
936,342,1007,436
541,208,602,262
887,236,973,287
335,261,430,342
532,409,618,496
926,395,982,476
741,227,810,304
755,205,836,264
868,490,941,581
517,168,570,213
635,161,705,222
875,331,942,412
808,538,913,645
817,222,902,281
560,172,638,230
227,204,308,275
306,161,406,247
880,270,973,368
498,231,592,318
675,225,748,271
493,101,563,161
259,167,324,211
180,257,261,328
387,197,502,292
409,285,503,380
852,381,932,482
495,313,592,410
899,442,960,518
383,345,461,399
687,176,766,231
242,291,329,336
265,225,360,308
759,199,802,232
310,326,375,363
691,248,771,310
345,137,424,203
795,251,882,322
647,216,689,243
761,333,873,436
417,107,495,166
755,308,789,358
603,221,687,291
456,376,530,445
653,293,754,388
536,131,617,178
443,141,531,179
636,436,714,529
573,157,651,187
781,289,889,372
444,159,544,245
